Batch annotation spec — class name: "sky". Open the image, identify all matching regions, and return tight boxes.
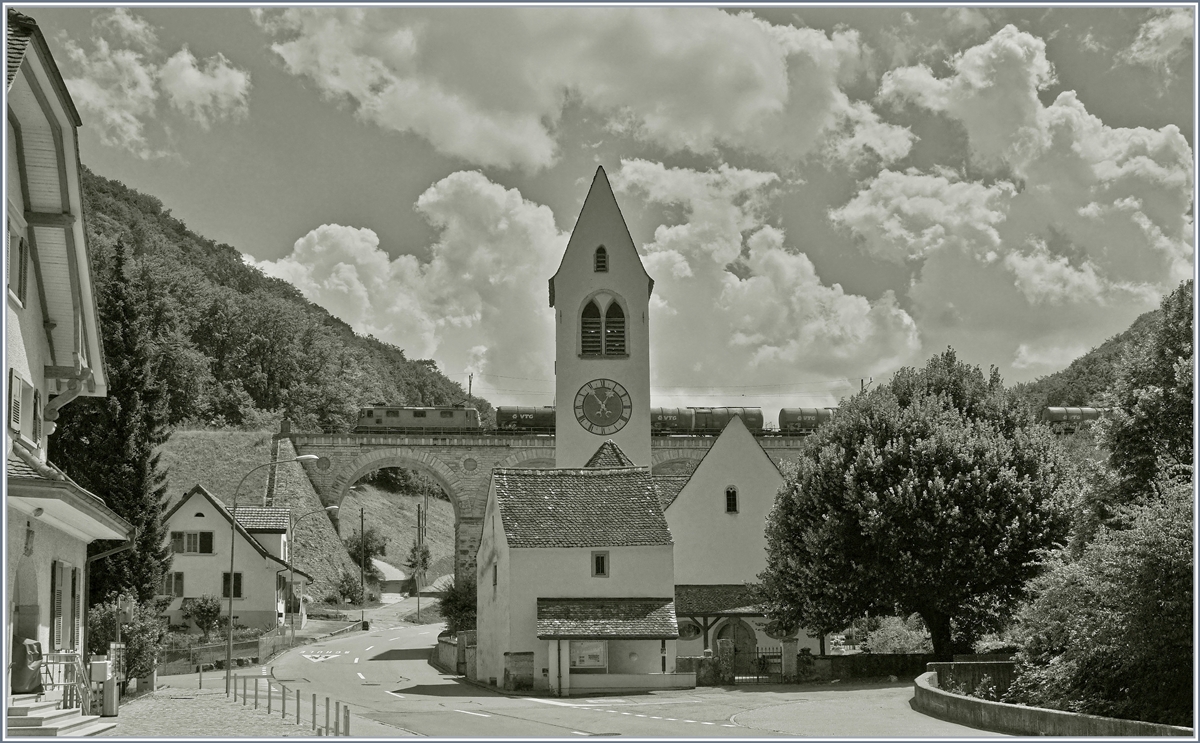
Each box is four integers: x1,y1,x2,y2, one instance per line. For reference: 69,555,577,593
21,5,1196,418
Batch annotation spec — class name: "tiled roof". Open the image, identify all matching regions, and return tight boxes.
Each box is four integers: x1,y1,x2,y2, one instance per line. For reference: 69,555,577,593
493,467,672,549
536,598,679,639
233,506,290,532
675,584,763,616
7,10,34,88
585,440,636,468
653,476,690,509
7,451,52,481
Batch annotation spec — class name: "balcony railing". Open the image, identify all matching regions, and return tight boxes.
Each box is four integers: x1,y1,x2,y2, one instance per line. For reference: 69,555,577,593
42,651,93,714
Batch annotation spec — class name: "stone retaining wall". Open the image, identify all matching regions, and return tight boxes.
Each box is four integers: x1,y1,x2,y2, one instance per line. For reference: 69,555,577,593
503,651,534,691
913,671,1194,737
928,661,1015,697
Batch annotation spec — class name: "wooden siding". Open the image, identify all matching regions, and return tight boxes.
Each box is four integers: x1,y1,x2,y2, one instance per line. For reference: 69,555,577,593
19,126,60,212
32,225,73,363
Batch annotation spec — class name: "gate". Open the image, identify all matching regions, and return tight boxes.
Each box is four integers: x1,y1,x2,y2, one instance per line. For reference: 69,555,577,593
733,646,782,684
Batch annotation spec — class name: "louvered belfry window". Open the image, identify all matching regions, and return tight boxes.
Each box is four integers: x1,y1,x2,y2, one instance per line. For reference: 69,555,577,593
594,246,608,272
581,301,603,355
604,303,626,355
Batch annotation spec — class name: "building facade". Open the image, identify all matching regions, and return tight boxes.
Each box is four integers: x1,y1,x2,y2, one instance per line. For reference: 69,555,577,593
6,8,131,690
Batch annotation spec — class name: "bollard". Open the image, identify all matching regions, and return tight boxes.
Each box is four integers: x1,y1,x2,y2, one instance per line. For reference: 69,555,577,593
267,683,272,714
296,689,300,725
312,693,317,730
334,701,341,736
325,697,330,735
343,705,350,737
281,685,287,719
255,679,259,709
243,676,248,706
198,665,203,690
318,729,325,737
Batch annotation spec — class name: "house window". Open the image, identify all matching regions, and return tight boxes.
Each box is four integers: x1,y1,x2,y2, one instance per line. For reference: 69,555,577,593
50,562,79,651
594,246,608,272
725,486,738,514
7,370,41,447
581,301,603,355
161,572,184,598
592,551,609,577
171,531,214,554
8,232,28,304
222,572,244,599
604,303,626,355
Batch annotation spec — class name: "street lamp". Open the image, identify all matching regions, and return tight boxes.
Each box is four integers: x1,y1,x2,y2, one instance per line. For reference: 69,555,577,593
289,506,339,644
226,455,319,694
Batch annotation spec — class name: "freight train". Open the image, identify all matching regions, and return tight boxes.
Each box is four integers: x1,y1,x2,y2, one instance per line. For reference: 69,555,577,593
1039,406,1110,434
356,405,839,435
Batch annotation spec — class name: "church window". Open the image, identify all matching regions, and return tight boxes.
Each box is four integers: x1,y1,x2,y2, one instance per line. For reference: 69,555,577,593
604,303,626,355
594,246,608,272
592,551,609,577
725,486,738,514
581,301,603,355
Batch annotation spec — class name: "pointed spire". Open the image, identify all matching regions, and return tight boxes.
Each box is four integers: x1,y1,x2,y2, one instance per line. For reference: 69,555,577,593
585,440,637,468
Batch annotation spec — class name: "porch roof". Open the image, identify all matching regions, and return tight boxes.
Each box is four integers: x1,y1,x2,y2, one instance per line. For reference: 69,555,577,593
536,597,679,639
7,449,131,541
675,584,763,617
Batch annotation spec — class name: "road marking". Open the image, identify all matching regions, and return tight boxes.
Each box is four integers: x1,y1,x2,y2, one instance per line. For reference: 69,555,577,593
722,724,736,728
454,710,490,717
701,721,715,725
664,718,676,721
650,716,662,719
419,631,430,635
620,712,632,715
384,691,405,699
354,658,360,663
523,698,583,707
683,720,696,723
356,672,365,679
365,646,374,651
389,637,401,641
571,733,589,736
635,714,647,717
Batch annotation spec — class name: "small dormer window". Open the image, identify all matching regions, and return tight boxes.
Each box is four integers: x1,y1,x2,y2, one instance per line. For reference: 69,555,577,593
594,246,608,272
725,486,738,514
592,550,609,577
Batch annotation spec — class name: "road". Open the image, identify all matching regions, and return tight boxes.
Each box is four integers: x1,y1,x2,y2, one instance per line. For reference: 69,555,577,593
267,617,1003,738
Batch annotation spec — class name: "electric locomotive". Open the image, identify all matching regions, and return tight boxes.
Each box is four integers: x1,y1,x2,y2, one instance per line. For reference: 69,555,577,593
355,405,481,432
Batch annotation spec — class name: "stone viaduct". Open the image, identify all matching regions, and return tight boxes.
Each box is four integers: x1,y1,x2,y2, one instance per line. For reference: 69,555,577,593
281,429,812,580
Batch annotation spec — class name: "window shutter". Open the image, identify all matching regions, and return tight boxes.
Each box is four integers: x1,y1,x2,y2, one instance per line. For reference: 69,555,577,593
177,572,184,597
17,238,28,301
32,389,41,443
50,561,62,650
9,369,22,432
234,573,243,598
604,303,626,355
581,301,603,355
199,531,213,554
222,573,230,599
70,568,78,650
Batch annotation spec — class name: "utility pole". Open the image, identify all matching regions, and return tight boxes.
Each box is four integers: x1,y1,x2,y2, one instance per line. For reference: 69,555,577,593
468,374,472,405
360,507,365,627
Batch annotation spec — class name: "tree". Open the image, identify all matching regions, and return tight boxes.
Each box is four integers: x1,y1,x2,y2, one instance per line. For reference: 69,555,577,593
182,595,223,641
344,527,388,583
438,574,477,634
53,242,172,604
1100,279,1193,503
336,569,363,605
860,615,932,654
404,540,432,590
87,593,164,678
759,349,1070,660
1005,478,1192,726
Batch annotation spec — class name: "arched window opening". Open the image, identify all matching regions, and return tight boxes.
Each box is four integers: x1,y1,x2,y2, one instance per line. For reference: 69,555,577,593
594,246,608,272
604,303,626,355
581,301,603,355
725,486,738,513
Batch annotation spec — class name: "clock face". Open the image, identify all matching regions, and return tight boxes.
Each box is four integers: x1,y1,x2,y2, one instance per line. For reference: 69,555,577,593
574,379,632,435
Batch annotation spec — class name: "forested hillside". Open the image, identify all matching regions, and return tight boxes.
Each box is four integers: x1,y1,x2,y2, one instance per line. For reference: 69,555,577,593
1015,306,1161,410
79,167,491,432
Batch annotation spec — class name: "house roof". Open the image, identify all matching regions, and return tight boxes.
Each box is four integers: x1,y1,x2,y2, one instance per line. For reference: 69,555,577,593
6,10,34,88
162,485,312,581
585,440,636,468
536,598,679,639
233,506,290,532
6,448,131,540
653,476,690,510
492,467,672,549
675,584,763,617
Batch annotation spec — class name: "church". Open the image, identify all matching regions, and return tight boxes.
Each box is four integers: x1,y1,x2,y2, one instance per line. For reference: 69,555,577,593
474,167,822,694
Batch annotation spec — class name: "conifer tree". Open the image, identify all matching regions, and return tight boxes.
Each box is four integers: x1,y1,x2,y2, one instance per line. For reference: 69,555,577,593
53,241,172,604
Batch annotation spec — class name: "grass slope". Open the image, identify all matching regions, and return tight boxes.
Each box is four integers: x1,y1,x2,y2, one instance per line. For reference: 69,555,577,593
338,483,457,581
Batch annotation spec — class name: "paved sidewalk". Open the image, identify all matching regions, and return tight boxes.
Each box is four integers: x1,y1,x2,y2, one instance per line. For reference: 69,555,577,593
99,683,416,738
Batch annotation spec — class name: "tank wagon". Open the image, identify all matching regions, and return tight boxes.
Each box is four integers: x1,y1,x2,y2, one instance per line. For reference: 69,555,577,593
1040,406,1110,434
355,405,480,432
495,406,556,431
778,407,836,433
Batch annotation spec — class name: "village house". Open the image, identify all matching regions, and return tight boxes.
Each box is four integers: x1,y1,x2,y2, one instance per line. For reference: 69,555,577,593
159,485,311,632
662,416,826,670
5,6,132,713
475,446,694,696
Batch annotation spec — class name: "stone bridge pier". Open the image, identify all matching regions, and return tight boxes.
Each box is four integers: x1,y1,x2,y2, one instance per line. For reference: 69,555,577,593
285,432,555,581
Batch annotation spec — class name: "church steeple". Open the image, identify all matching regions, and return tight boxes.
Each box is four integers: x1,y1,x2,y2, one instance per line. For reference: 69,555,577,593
551,166,653,468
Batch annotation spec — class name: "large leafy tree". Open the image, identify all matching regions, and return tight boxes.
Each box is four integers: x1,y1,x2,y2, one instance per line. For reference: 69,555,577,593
344,526,388,582
53,243,172,604
759,349,1070,660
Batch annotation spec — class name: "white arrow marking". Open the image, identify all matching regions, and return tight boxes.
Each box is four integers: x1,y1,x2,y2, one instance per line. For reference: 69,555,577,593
356,672,365,679
385,691,405,699
364,646,374,651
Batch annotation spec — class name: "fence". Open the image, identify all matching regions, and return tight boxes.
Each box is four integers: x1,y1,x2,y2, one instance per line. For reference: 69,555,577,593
228,675,356,736
157,622,362,676
733,647,782,684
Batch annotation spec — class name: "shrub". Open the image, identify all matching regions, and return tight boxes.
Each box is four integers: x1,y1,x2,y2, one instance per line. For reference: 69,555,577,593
182,595,223,640
438,574,476,634
87,593,164,678
860,614,932,654
337,570,364,604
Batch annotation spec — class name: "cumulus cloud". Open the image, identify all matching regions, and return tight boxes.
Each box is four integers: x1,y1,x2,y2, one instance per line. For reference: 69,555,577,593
59,9,251,157
253,172,564,387
159,48,251,128
253,7,912,171
1118,7,1194,71
837,24,1193,375
611,159,920,399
